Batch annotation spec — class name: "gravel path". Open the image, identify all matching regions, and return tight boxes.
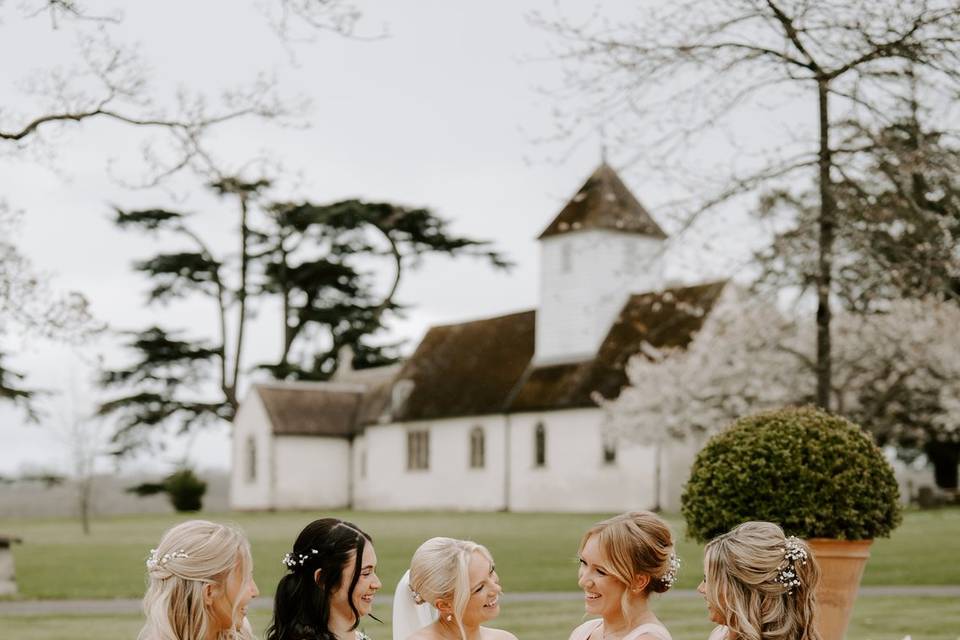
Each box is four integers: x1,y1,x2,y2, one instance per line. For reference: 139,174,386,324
2,586,959,615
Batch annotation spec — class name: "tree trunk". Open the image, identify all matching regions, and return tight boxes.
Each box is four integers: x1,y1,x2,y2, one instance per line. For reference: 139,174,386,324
816,79,835,410
653,442,662,512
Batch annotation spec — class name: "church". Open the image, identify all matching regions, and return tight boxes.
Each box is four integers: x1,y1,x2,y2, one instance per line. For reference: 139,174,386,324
229,164,725,512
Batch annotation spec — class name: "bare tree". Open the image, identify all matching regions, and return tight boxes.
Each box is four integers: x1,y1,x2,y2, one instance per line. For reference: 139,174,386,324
0,0,372,182
0,206,98,414
534,0,960,409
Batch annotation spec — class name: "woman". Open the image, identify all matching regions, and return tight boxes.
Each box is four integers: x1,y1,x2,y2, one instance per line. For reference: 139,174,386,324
698,521,820,640
267,518,382,640
569,511,679,640
392,537,517,640
139,519,259,640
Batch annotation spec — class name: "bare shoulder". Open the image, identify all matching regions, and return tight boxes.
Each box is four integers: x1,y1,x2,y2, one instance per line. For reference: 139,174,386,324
482,627,518,640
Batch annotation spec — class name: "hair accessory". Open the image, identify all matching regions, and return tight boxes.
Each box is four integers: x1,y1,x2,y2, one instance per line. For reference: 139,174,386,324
408,583,426,605
659,551,680,588
282,548,320,569
774,536,808,594
146,548,189,570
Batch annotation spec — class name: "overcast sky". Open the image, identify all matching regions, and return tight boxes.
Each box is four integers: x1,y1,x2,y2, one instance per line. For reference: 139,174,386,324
1,1,774,476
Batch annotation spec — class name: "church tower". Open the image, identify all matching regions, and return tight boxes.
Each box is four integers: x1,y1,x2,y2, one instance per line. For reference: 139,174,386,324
534,163,668,366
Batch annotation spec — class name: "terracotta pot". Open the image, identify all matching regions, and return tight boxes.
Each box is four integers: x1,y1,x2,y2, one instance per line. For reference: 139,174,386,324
807,539,872,640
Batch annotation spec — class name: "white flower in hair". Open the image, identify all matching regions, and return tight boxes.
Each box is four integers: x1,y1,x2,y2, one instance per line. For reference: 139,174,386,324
774,536,808,594
146,548,189,570
660,551,680,587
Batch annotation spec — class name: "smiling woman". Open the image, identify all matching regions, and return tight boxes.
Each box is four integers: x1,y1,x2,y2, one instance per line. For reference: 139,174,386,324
393,537,518,640
139,519,259,640
267,518,382,640
571,511,678,640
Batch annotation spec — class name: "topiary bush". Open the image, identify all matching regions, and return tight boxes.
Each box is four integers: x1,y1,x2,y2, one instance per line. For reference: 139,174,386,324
681,406,902,542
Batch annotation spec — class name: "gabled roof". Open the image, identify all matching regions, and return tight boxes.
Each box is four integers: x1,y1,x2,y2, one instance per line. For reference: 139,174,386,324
388,310,536,422
509,281,726,412
245,282,727,432
538,163,668,240
255,383,364,437
386,281,726,423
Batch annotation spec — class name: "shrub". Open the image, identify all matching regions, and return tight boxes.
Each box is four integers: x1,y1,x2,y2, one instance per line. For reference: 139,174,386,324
164,469,207,512
127,468,207,512
681,406,902,542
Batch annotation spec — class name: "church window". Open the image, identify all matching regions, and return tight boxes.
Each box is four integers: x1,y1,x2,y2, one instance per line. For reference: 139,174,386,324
561,242,573,273
245,435,257,483
534,422,546,467
407,430,430,470
469,427,485,469
603,442,617,465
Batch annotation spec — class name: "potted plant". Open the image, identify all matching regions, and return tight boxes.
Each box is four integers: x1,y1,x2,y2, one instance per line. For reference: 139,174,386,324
681,406,901,640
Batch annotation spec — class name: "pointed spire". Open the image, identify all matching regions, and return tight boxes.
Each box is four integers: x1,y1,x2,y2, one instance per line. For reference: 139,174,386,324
538,164,668,240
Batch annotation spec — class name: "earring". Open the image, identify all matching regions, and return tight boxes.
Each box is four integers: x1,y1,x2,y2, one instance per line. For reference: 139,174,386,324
446,615,452,622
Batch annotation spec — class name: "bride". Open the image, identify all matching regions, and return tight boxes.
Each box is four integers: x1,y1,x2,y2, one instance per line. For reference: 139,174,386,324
392,537,517,640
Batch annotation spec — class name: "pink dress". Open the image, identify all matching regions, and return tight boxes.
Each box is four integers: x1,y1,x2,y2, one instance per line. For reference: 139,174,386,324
569,620,673,640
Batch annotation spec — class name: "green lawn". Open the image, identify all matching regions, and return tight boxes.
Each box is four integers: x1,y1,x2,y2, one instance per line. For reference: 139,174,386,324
5,508,959,600
1,596,957,640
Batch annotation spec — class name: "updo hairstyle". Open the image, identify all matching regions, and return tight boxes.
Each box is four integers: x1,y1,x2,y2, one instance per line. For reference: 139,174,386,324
408,537,494,640
580,511,677,598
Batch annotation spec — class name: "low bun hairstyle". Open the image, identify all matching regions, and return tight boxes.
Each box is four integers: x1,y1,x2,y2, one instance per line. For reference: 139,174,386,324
704,521,821,640
266,518,373,640
580,510,677,609
138,519,253,640
408,537,494,640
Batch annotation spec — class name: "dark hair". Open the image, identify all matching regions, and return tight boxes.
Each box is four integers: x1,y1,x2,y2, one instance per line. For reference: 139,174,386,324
266,518,373,640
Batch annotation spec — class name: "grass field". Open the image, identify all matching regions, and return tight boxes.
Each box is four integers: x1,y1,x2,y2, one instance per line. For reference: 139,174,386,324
6,508,959,600
2,596,958,640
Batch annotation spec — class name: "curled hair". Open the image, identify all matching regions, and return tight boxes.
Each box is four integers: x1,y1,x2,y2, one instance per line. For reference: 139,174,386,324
704,522,821,640
408,537,493,640
138,520,254,640
579,511,676,616
266,518,373,640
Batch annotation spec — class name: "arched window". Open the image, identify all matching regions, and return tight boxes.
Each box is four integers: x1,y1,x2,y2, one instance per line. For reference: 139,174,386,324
534,422,546,468
603,442,617,465
245,435,257,483
407,430,430,470
561,242,573,273
469,426,485,469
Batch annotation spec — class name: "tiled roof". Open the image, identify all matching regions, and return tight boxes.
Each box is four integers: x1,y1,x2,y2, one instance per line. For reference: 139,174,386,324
538,163,668,240
251,282,727,431
388,281,726,421
256,383,364,437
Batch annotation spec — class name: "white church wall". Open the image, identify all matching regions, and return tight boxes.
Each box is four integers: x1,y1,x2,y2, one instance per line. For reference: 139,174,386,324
274,437,352,509
354,416,507,510
230,391,273,511
508,408,660,512
536,231,664,365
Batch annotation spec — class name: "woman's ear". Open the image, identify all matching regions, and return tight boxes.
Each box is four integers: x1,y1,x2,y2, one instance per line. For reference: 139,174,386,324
434,598,452,615
631,575,650,594
314,568,323,585
203,582,217,607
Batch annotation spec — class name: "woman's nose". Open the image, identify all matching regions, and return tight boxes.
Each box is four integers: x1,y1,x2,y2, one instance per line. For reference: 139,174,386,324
251,579,260,597
697,580,706,595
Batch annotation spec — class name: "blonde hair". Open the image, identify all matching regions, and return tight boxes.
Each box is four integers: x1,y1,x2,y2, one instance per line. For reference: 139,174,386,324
704,522,821,640
139,520,255,640
408,537,494,640
580,511,676,617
